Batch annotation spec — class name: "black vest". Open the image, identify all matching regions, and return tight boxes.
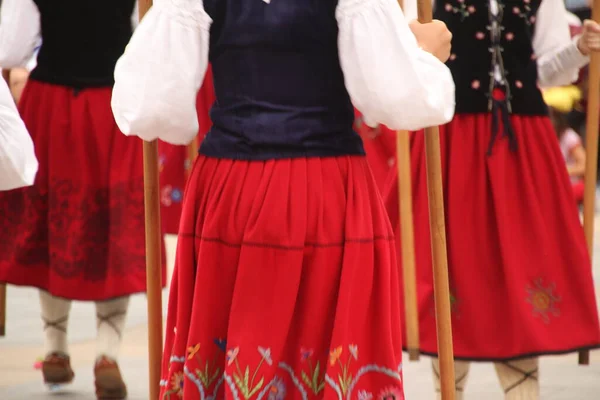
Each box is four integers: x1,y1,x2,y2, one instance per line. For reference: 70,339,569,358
29,0,135,88
199,0,363,160
435,0,548,116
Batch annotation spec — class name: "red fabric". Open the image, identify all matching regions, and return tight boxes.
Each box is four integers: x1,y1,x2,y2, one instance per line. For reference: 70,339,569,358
572,181,585,205
159,66,216,234
0,81,166,301
159,156,404,399
366,114,600,360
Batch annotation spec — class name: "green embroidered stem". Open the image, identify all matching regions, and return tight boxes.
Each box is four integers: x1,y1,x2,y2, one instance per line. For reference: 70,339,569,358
250,357,265,389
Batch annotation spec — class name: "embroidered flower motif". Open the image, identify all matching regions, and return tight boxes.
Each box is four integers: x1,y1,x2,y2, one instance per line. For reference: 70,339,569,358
300,348,313,361
505,32,514,41
471,80,481,89
214,338,227,352
329,346,343,366
378,386,404,400
475,31,485,40
161,185,173,207
258,346,273,366
227,347,240,366
187,344,200,360
445,0,475,20
449,53,457,61
359,390,374,400
514,2,534,26
267,377,287,400
171,188,183,202
526,278,561,324
349,344,359,360
171,372,185,397
515,80,523,88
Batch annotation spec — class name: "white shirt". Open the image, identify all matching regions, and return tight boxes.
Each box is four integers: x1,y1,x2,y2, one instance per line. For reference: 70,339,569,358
0,77,38,190
108,0,456,145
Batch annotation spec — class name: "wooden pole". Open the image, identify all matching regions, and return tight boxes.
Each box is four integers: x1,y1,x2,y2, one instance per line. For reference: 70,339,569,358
185,137,198,181
0,284,5,337
0,68,10,337
137,1,164,398
416,0,456,397
396,132,420,361
580,1,600,366
396,0,420,363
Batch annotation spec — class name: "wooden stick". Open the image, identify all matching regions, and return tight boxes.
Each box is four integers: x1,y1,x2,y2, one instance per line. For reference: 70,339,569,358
416,0,456,397
0,284,5,337
395,0,420,363
0,68,10,337
580,2,600,366
396,132,420,361
137,1,164,398
186,137,198,181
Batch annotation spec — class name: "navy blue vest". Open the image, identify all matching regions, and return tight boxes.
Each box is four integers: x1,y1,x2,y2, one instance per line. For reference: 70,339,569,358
30,0,135,88
200,0,363,160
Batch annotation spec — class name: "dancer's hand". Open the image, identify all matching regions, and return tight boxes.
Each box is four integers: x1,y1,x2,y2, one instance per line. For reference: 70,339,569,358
577,20,600,55
409,20,453,63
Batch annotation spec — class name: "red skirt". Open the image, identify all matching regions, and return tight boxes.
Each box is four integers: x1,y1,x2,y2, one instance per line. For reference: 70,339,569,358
374,114,600,360
159,66,216,234
159,156,405,399
0,81,166,301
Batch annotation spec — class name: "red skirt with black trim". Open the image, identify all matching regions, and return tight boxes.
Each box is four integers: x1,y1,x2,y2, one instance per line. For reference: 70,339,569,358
159,156,405,399
0,80,166,301
159,66,216,234
361,112,600,361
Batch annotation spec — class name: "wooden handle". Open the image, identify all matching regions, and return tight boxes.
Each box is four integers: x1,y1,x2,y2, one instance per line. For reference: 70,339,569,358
580,1,600,366
186,137,199,181
137,0,164,398
417,0,456,397
397,131,420,361
0,284,6,337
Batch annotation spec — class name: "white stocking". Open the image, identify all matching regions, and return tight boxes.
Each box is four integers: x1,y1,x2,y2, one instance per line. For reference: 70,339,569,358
432,358,470,400
95,296,130,362
39,291,72,357
494,358,539,400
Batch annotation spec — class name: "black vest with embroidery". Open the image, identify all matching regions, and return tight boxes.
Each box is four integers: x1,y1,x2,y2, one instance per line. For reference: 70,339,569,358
434,0,548,115
29,0,135,88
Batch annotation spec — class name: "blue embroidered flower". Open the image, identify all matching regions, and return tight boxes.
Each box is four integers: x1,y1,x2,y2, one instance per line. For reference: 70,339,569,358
171,188,183,203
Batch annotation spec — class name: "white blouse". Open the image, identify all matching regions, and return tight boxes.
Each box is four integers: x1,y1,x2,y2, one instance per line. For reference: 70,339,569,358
110,0,457,145
402,0,589,88
0,78,38,190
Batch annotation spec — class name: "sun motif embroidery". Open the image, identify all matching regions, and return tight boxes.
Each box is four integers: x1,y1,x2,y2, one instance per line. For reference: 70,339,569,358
526,278,561,323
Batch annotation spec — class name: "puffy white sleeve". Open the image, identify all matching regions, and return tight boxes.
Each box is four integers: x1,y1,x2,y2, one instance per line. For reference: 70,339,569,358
534,0,588,88
0,0,41,68
0,78,38,191
111,0,211,145
337,0,455,131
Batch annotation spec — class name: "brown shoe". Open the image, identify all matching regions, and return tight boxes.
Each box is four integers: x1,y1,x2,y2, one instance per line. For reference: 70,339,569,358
42,352,75,385
94,356,128,399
